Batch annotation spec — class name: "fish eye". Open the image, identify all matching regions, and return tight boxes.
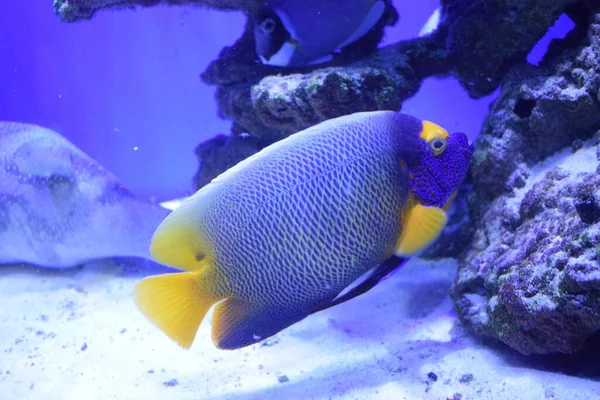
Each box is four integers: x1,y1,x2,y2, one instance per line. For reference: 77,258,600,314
430,138,446,155
261,18,276,34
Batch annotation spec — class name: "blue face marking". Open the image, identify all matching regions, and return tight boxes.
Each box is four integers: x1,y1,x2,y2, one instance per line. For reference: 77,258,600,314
407,131,474,208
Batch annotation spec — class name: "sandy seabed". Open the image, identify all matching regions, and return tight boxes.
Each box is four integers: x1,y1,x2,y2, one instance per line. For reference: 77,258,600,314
1,257,599,400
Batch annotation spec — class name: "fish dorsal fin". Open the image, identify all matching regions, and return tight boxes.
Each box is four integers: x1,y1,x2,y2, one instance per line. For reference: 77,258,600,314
336,0,386,50
395,199,448,256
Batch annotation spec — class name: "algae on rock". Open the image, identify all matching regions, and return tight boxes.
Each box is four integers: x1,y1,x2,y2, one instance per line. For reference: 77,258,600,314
53,0,259,22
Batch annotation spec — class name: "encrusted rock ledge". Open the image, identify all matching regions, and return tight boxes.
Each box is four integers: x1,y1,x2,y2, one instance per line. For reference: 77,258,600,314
451,7,600,355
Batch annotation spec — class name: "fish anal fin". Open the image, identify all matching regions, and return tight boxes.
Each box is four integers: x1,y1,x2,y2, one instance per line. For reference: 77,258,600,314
212,299,305,350
314,255,408,313
395,203,448,256
134,270,217,349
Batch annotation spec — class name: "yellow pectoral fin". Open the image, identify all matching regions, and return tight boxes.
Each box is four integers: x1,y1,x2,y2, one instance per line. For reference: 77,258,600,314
395,203,448,256
134,269,218,349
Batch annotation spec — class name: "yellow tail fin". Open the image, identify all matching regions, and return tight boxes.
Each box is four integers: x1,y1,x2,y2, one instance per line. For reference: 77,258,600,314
134,270,217,349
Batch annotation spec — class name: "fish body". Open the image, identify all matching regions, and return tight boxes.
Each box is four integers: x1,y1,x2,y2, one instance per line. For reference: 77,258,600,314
253,0,386,67
0,122,169,268
135,111,473,350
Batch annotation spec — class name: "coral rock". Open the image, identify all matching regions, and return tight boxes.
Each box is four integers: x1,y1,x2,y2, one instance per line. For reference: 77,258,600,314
193,133,264,189
53,0,258,22
470,10,600,209
250,67,407,141
452,145,600,355
444,0,578,97
0,122,169,268
451,11,600,355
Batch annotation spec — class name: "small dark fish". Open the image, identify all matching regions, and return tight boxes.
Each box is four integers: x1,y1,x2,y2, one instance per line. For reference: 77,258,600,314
253,0,387,67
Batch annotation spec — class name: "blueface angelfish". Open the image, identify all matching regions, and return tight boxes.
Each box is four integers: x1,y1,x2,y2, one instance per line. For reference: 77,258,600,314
253,0,386,67
134,111,473,350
